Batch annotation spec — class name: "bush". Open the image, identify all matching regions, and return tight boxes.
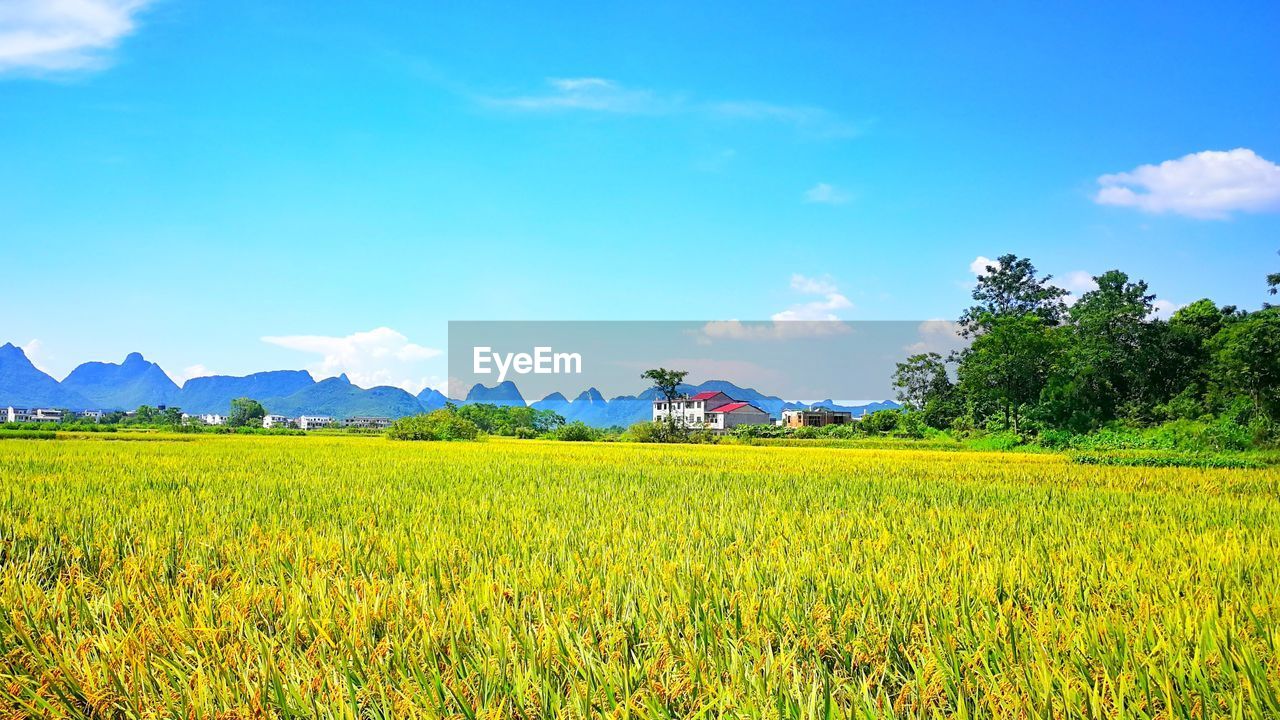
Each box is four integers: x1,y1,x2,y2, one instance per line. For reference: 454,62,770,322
862,410,901,434
514,426,538,440
555,421,597,442
629,417,721,440
386,410,480,441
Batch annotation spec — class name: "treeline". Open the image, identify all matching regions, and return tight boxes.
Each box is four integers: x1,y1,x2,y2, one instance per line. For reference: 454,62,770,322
893,254,1279,446
387,404,612,442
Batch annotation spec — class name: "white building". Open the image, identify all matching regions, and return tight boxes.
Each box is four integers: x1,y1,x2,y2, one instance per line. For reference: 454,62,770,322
653,391,770,432
79,410,104,422
343,416,392,430
5,407,32,423
653,391,733,427
29,408,63,423
703,402,771,431
262,414,294,428
297,415,333,430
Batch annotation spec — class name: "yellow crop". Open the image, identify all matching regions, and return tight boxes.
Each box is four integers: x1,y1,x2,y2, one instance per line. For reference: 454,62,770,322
1,435,1278,718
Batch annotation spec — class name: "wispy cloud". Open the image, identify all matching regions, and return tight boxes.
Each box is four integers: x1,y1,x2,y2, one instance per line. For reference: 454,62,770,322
803,182,851,205
481,77,859,137
697,274,854,342
0,0,153,74
482,77,675,114
262,327,442,394
774,273,853,321
1095,148,1280,220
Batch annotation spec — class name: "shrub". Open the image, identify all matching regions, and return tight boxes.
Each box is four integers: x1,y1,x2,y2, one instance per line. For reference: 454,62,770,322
555,421,597,442
386,410,480,441
862,410,901,434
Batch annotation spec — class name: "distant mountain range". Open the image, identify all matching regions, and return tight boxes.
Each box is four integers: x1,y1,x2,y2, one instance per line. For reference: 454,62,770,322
0,342,898,426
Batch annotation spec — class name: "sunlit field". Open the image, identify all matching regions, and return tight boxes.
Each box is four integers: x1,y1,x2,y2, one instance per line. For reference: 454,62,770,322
1,435,1278,718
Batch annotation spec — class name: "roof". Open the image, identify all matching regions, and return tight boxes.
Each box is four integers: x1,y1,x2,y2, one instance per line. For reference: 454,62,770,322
709,401,764,414
690,391,726,401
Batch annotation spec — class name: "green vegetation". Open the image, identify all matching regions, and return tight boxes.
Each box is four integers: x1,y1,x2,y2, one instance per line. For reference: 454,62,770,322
227,396,267,427
1,435,1278,716
454,403,564,436
892,254,1280,450
385,409,481,441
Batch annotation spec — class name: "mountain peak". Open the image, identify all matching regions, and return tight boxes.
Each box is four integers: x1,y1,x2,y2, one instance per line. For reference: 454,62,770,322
574,387,606,404
123,352,146,365
337,373,351,383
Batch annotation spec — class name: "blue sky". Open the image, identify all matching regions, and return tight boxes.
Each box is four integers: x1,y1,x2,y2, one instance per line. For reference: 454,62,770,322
2,1,1278,392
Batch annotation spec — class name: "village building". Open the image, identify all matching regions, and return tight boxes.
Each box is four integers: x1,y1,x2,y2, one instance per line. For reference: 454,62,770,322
297,415,333,430
781,407,855,428
653,391,771,433
343,416,393,430
262,414,293,429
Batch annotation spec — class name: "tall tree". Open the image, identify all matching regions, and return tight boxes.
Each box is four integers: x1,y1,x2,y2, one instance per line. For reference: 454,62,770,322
893,352,958,428
1210,308,1280,422
643,367,689,432
957,314,1061,432
228,397,266,428
1062,270,1156,422
641,368,688,401
960,254,1069,336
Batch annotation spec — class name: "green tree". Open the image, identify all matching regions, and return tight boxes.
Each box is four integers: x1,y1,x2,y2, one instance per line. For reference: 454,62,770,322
643,367,689,434
1066,270,1156,423
227,398,266,428
1209,308,1280,422
641,368,688,401
892,352,959,428
957,313,1061,432
892,352,949,410
960,254,1069,336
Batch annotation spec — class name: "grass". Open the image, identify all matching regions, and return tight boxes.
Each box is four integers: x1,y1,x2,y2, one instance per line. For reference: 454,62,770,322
1,434,1279,718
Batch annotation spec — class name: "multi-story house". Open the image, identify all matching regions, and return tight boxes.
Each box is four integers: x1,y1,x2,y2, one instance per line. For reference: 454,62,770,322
653,391,770,432
297,415,333,430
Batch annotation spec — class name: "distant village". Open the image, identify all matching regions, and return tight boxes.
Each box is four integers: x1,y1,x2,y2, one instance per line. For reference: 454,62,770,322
3,406,395,431
653,390,855,432
6,389,860,436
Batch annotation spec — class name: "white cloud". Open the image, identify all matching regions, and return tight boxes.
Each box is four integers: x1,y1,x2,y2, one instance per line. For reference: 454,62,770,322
773,274,853,322
789,273,837,295
1095,148,1280,219
484,77,672,114
0,0,152,74
261,327,442,394
20,339,51,374
904,320,966,354
1150,299,1182,320
708,100,859,138
1055,270,1098,306
173,364,213,386
483,77,856,136
803,183,851,205
969,256,996,276
701,319,850,341
697,275,853,342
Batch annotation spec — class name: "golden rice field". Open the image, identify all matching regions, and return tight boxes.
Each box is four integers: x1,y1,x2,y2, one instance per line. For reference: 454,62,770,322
1,435,1279,719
